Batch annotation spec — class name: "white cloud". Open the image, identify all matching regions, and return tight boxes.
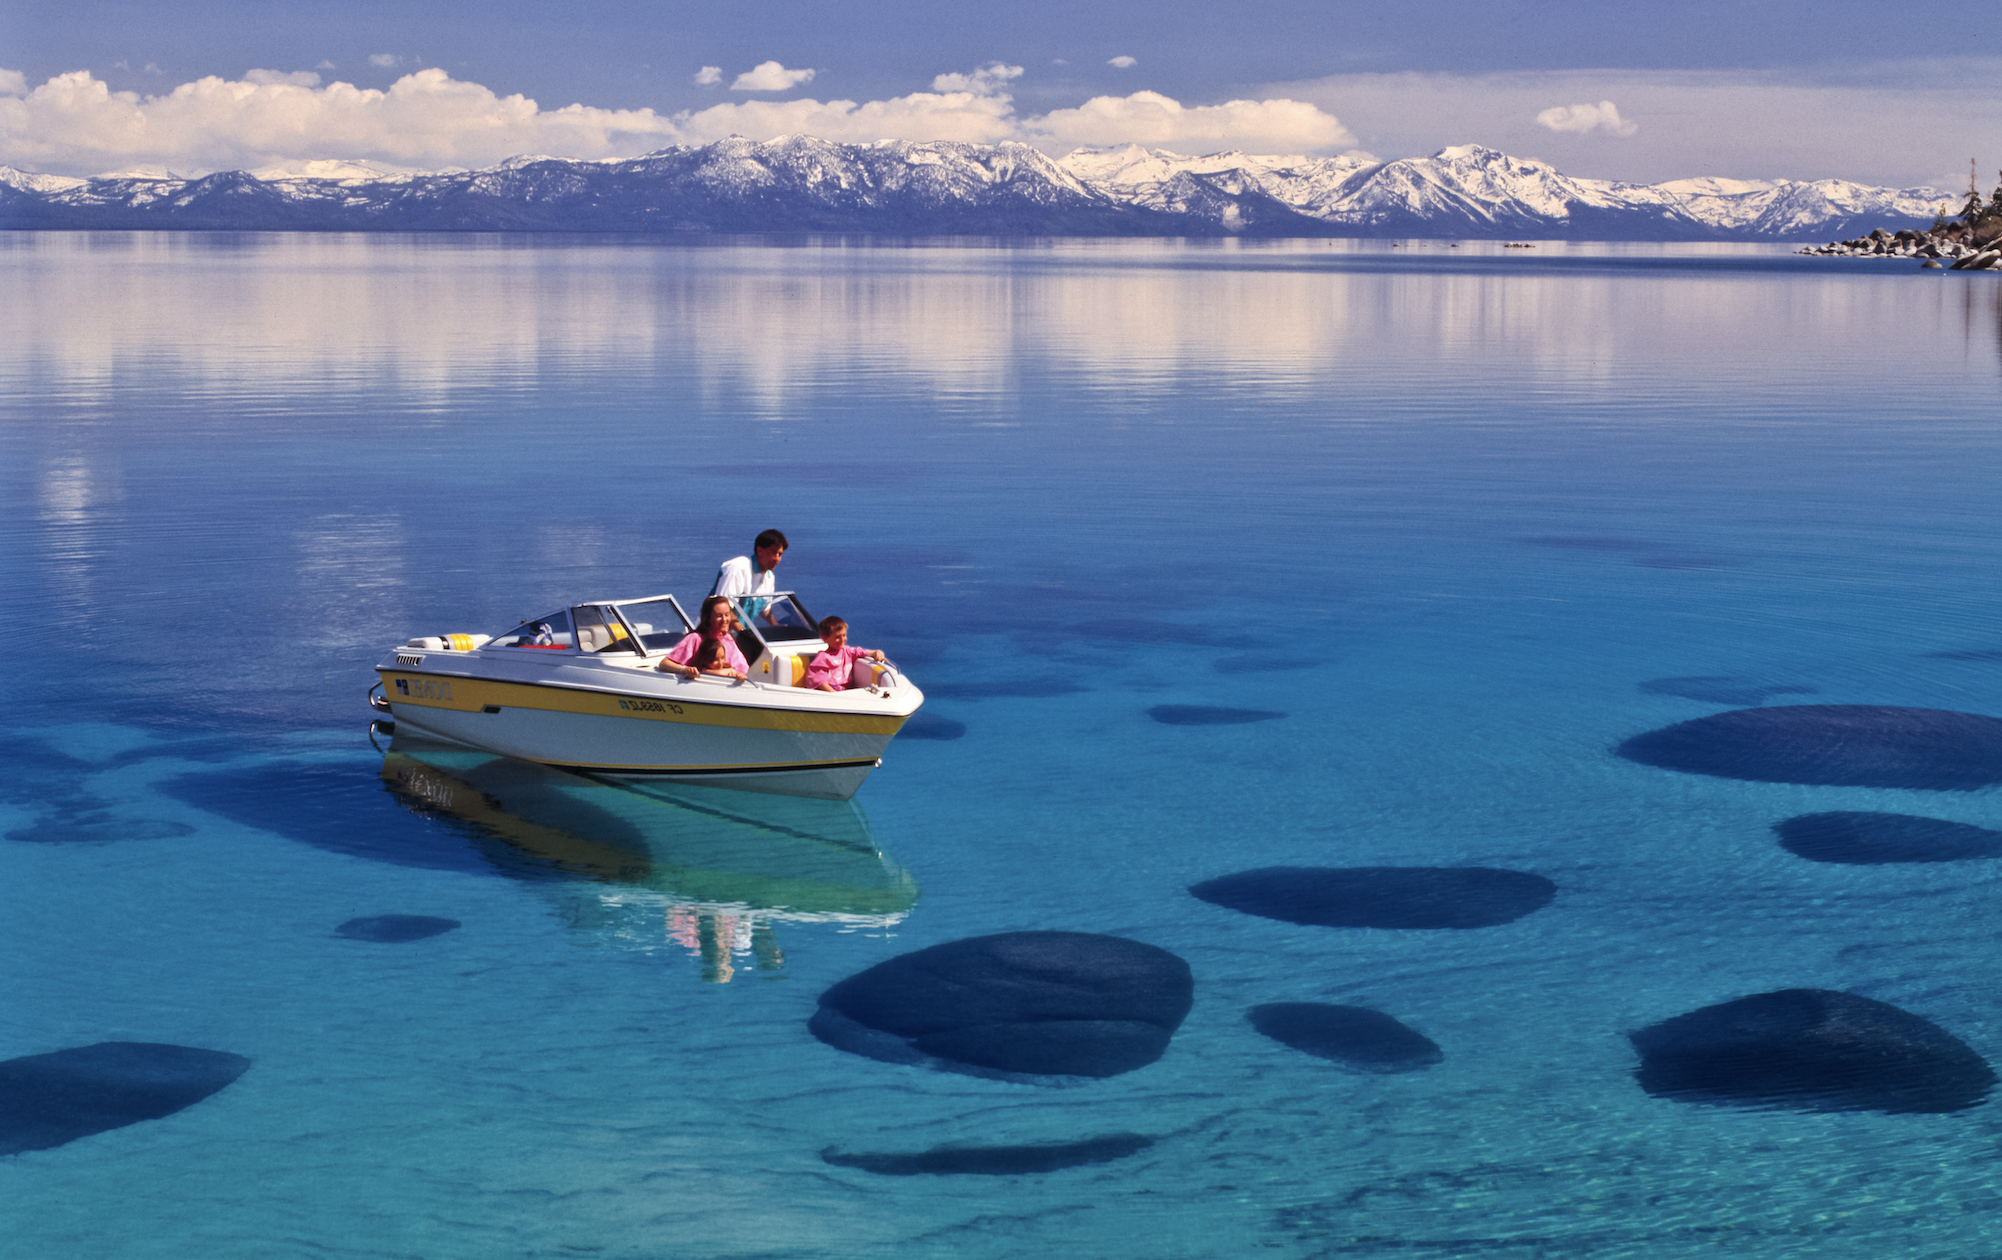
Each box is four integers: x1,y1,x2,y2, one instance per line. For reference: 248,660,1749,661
0,68,679,174
244,69,323,88
693,66,723,87
367,54,400,68
930,63,1021,94
1107,56,1137,69
1026,91,1353,152
730,61,816,92
0,66,1355,177
1535,100,1637,136
676,86,1018,146
317,60,336,71
0,69,27,97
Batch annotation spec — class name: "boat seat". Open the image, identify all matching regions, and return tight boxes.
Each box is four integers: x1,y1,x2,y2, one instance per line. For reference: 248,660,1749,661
578,624,612,653
751,653,809,687
849,657,888,689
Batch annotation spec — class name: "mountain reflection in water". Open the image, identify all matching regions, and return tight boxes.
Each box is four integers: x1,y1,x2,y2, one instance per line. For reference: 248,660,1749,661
378,737,917,981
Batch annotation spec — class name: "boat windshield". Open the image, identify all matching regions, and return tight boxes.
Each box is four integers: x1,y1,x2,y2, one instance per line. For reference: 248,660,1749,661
730,592,820,645
611,596,696,654
574,604,641,654
488,608,575,651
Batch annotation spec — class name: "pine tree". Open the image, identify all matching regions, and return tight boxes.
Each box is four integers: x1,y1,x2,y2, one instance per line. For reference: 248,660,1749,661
1961,158,1985,223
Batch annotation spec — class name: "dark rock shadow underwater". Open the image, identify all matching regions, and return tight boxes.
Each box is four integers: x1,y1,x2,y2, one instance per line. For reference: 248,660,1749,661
335,914,461,942
1630,989,1995,1114
820,1133,1155,1176
1248,1003,1443,1074
0,1042,251,1155
1616,705,2002,790
810,931,1194,1081
1190,866,1556,929
1774,812,2002,864
157,758,644,878
2,742,197,846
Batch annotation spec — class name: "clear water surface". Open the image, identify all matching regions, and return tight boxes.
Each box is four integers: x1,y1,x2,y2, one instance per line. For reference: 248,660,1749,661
4,232,2002,1259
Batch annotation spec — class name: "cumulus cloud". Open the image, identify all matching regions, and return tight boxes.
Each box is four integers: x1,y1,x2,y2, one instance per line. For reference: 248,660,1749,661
367,54,399,68
0,69,27,97
731,61,815,92
677,85,1017,146
693,66,723,87
244,69,323,88
1027,91,1352,151
0,65,1355,177
0,68,679,174
1107,56,1137,69
1535,100,1637,136
930,63,1021,94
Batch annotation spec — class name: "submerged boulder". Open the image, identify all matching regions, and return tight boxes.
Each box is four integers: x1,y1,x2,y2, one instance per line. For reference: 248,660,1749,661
1189,866,1555,929
810,931,1194,1080
1630,989,1995,1113
820,1133,1154,1175
335,914,461,942
1248,1003,1443,1073
1773,812,2002,865
0,1042,252,1155
1616,705,2002,790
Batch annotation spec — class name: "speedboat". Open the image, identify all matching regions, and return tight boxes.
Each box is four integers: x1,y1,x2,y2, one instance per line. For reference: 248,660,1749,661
371,591,923,799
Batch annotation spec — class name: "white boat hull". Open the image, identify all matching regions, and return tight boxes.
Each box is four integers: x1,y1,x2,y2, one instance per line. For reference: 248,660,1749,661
377,656,920,800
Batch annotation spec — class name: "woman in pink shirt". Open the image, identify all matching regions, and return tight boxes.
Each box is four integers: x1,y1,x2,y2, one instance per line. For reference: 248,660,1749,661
804,616,886,691
658,596,749,680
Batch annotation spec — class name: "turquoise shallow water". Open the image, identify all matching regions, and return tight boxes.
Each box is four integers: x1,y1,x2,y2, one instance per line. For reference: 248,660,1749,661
4,233,2002,1258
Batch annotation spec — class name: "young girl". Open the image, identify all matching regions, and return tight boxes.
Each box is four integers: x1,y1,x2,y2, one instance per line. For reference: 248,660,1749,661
804,616,886,692
658,595,749,680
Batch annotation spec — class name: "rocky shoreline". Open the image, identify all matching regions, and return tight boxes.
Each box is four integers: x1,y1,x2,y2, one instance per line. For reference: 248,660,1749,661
1799,226,2002,269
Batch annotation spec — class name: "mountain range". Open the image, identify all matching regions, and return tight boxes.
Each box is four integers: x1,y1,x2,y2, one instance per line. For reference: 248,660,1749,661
0,139,1951,240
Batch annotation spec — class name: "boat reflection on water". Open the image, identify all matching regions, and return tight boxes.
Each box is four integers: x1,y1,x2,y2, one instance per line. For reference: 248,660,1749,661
377,734,918,981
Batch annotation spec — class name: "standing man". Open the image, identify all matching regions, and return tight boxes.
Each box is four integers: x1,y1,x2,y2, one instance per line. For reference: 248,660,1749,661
711,529,788,620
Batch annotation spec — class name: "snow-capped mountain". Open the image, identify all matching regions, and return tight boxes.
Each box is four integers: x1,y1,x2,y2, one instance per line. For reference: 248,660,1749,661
0,167,86,195
1057,144,1949,240
0,139,1952,240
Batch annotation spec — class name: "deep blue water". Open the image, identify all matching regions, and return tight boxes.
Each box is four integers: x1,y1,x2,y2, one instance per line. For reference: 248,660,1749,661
4,232,2002,1258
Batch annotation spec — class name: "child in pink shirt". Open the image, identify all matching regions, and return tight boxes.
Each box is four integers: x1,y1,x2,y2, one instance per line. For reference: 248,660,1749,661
804,616,886,691
658,595,749,680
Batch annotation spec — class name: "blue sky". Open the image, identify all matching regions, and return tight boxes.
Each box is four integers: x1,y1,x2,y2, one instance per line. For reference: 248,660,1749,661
4,0,1998,187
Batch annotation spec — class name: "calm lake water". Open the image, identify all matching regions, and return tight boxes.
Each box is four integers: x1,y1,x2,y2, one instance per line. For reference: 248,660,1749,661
4,232,2002,1259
